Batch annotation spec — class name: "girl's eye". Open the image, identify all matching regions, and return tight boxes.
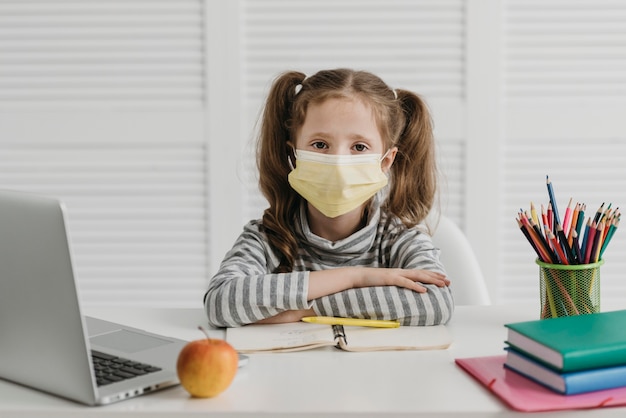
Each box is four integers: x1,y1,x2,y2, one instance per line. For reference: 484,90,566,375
312,141,327,150
353,143,369,152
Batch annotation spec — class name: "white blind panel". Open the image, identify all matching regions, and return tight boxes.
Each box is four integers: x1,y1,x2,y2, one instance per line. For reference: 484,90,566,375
500,139,626,304
0,0,204,108
0,145,209,308
243,0,465,102
502,0,626,305
241,0,466,226
437,140,464,229
505,0,626,98
240,141,264,223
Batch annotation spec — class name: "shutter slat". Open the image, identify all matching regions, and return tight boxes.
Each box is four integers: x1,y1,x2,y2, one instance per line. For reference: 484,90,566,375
505,0,626,98
0,0,203,106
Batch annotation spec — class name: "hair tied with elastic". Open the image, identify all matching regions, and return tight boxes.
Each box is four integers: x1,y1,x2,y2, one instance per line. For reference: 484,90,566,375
392,89,398,100
294,75,308,96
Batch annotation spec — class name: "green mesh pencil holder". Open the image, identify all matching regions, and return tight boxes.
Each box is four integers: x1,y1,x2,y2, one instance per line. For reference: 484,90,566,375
537,259,604,319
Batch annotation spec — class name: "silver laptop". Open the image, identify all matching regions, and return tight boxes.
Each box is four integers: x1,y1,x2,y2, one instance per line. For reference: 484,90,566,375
0,190,245,406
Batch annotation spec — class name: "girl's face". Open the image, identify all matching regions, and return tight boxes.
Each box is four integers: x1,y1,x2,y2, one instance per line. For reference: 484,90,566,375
295,97,396,171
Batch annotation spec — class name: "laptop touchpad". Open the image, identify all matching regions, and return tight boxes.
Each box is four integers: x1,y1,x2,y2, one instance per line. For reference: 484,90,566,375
90,329,172,354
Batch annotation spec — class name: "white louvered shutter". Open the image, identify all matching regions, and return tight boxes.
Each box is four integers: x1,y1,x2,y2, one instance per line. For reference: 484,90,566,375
0,0,208,308
500,0,626,304
239,0,467,227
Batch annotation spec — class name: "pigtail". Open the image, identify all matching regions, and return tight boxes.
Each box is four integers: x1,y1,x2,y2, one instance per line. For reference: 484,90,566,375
386,89,438,227
257,71,306,272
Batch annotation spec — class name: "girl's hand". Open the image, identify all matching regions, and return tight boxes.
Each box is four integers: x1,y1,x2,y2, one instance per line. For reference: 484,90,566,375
356,268,450,293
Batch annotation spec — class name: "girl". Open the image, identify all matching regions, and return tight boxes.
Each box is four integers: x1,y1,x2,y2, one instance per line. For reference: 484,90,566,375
204,68,453,327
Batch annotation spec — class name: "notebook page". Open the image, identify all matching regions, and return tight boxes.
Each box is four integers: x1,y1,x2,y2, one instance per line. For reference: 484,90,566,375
226,322,336,352
339,325,453,352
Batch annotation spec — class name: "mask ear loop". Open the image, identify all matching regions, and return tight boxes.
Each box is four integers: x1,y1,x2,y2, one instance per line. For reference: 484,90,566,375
380,148,396,176
287,147,296,170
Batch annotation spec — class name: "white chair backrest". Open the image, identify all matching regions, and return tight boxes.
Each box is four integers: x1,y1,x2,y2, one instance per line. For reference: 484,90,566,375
428,214,491,306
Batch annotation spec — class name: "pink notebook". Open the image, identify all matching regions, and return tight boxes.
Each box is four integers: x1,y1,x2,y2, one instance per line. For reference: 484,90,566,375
455,355,626,412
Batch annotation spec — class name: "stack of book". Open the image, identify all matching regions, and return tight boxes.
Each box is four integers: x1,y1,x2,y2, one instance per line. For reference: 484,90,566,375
504,309,626,395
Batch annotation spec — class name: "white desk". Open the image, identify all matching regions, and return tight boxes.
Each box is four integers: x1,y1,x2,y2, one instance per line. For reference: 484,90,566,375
2,304,626,417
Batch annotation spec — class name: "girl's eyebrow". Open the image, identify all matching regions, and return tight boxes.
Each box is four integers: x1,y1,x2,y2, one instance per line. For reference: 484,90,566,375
350,134,376,145
348,133,376,143
305,131,332,139
303,132,375,143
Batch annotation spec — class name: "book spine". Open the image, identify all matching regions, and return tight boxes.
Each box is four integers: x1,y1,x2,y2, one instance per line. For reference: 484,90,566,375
564,348,626,372
509,342,626,373
564,365,626,395
503,364,565,394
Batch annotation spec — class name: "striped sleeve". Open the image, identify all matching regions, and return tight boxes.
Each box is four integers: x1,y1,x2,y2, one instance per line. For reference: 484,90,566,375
311,227,454,326
204,221,311,327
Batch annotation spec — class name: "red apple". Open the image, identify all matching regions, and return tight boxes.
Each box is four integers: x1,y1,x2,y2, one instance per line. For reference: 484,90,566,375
176,327,239,398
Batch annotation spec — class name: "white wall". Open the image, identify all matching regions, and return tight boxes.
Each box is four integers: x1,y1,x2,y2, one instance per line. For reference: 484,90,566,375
1,0,625,308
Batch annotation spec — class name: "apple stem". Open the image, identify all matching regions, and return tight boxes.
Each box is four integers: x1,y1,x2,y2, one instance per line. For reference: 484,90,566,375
198,325,211,340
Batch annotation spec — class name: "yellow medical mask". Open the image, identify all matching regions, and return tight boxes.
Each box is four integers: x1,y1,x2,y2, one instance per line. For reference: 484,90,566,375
288,149,389,218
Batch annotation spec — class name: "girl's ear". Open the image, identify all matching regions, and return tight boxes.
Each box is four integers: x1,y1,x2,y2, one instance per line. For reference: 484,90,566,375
381,146,398,173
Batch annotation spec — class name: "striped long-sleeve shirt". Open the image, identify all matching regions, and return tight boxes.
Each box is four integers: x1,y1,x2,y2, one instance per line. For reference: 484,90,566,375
204,202,454,327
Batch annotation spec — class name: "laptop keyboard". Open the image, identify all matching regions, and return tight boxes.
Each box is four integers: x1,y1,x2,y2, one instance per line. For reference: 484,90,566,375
92,350,162,386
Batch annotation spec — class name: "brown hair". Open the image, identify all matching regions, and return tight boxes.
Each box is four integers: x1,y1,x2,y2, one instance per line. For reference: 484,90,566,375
257,69,438,272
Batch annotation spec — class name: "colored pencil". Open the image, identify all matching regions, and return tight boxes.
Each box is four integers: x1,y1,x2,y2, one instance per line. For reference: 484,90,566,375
593,202,605,224
548,230,569,265
541,204,549,232
547,203,554,233
576,203,586,237
592,221,605,263
583,222,597,264
568,202,580,246
556,224,575,264
530,202,540,229
599,203,612,223
562,198,574,238
519,214,554,263
571,230,583,263
600,217,620,258
546,176,561,227
532,223,558,264
517,219,545,262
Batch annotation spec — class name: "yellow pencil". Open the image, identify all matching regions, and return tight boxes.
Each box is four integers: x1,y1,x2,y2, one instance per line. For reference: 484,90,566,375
301,316,400,328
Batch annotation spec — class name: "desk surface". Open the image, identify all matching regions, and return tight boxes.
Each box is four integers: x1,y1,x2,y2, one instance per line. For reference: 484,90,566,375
2,304,626,417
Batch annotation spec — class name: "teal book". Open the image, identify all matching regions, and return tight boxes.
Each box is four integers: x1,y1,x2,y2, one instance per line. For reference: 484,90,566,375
505,309,626,373
505,347,626,395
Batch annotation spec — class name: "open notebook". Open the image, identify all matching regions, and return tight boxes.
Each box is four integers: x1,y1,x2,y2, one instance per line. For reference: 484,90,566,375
226,322,452,353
